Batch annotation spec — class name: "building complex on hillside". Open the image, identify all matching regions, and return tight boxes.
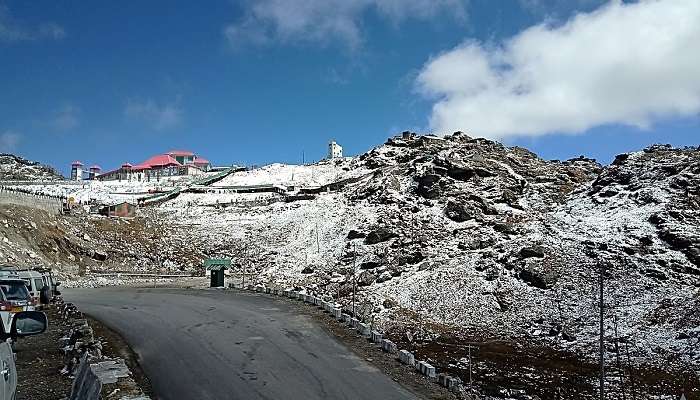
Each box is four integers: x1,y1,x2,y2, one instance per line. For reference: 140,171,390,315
71,150,212,182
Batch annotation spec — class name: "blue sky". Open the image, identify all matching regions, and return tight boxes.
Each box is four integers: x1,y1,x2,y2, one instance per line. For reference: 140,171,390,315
1,0,698,176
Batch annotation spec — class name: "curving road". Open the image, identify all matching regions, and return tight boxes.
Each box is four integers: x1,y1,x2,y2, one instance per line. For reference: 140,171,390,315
64,287,417,400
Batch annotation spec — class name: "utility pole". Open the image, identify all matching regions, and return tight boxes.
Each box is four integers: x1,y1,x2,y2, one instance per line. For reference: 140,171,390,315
316,222,320,253
613,314,627,400
599,262,605,400
624,339,637,400
352,242,357,316
242,246,247,288
467,344,474,394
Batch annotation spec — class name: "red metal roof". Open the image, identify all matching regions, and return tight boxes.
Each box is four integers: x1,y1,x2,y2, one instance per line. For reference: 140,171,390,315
133,154,181,170
121,163,133,168
166,150,194,157
192,158,210,165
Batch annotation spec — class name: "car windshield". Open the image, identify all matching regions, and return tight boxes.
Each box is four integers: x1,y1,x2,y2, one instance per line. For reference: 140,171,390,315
0,282,30,301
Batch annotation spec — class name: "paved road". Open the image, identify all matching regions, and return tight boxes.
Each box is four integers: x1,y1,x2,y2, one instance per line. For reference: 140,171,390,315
65,287,417,400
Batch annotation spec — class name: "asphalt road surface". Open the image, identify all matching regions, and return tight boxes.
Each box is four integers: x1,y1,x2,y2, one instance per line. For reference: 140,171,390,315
65,287,417,400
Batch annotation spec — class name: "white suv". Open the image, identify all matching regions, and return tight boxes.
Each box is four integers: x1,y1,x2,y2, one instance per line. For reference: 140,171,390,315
0,280,34,335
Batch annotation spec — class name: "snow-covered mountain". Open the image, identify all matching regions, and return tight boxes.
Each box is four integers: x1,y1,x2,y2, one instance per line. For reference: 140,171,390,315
158,133,699,398
3,134,698,398
0,154,63,181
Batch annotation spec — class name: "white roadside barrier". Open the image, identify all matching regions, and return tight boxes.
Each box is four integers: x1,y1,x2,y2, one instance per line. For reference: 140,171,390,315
416,361,437,379
398,350,415,367
357,322,371,337
370,330,383,344
438,373,462,391
381,339,397,353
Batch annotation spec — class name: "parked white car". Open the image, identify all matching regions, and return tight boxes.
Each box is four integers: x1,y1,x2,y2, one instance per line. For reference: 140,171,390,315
15,271,44,307
0,311,48,400
0,279,34,335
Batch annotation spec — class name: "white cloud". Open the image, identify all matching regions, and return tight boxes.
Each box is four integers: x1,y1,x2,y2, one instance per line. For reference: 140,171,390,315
0,3,65,42
224,0,467,50
125,99,182,131
51,104,80,131
416,0,700,140
0,131,20,153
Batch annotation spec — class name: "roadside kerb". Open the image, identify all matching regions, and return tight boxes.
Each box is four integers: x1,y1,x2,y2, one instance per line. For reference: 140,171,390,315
416,361,437,380
381,339,397,353
438,373,462,392
332,308,342,320
398,350,415,366
356,322,371,338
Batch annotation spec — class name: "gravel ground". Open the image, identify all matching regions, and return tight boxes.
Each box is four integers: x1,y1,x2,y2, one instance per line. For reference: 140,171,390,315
14,306,73,400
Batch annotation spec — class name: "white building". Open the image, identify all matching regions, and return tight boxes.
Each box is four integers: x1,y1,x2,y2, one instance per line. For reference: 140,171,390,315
70,161,84,181
328,140,343,159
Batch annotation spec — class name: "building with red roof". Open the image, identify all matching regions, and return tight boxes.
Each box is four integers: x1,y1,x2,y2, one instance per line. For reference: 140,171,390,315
95,150,212,182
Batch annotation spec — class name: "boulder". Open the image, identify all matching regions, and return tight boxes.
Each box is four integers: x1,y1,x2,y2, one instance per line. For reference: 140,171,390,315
356,271,376,287
444,201,482,223
492,222,516,234
92,250,107,261
359,261,380,270
519,246,545,258
397,251,424,266
414,174,442,199
435,157,496,181
364,228,396,245
518,269,550,289
468,194,498,215
347,230,366,240
376,272,392,283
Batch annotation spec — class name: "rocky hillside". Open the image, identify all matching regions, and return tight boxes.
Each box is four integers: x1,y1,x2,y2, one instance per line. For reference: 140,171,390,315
5,136,699,398
0,204,204,282
0,154,64,181
155,132,698,399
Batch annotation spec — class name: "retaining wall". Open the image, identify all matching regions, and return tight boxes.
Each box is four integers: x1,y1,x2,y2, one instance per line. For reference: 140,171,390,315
0,187,63,214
